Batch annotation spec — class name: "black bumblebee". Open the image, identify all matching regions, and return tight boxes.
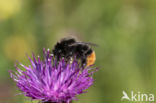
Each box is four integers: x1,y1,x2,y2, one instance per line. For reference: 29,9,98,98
52,38,96,67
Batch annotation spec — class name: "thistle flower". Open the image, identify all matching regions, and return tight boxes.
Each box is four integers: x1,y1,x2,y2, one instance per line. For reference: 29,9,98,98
10,49,97,103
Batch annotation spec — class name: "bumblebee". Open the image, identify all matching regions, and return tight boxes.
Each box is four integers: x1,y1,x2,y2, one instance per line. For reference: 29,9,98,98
52,38,96,67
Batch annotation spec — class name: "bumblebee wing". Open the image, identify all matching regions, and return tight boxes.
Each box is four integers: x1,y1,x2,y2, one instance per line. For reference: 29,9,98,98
84,42,98,47
69,42,98,47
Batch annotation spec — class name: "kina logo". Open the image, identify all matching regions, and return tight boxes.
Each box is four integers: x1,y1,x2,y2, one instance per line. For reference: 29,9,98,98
121,91,154,102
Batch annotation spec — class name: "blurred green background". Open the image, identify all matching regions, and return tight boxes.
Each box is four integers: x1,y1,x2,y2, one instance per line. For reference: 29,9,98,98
0,0,156,103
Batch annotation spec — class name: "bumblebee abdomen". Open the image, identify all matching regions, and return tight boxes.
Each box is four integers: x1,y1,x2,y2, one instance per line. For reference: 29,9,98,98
86,51,96,66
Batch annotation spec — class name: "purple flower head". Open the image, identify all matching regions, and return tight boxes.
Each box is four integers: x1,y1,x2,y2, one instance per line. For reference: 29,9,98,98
10,49,97,103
